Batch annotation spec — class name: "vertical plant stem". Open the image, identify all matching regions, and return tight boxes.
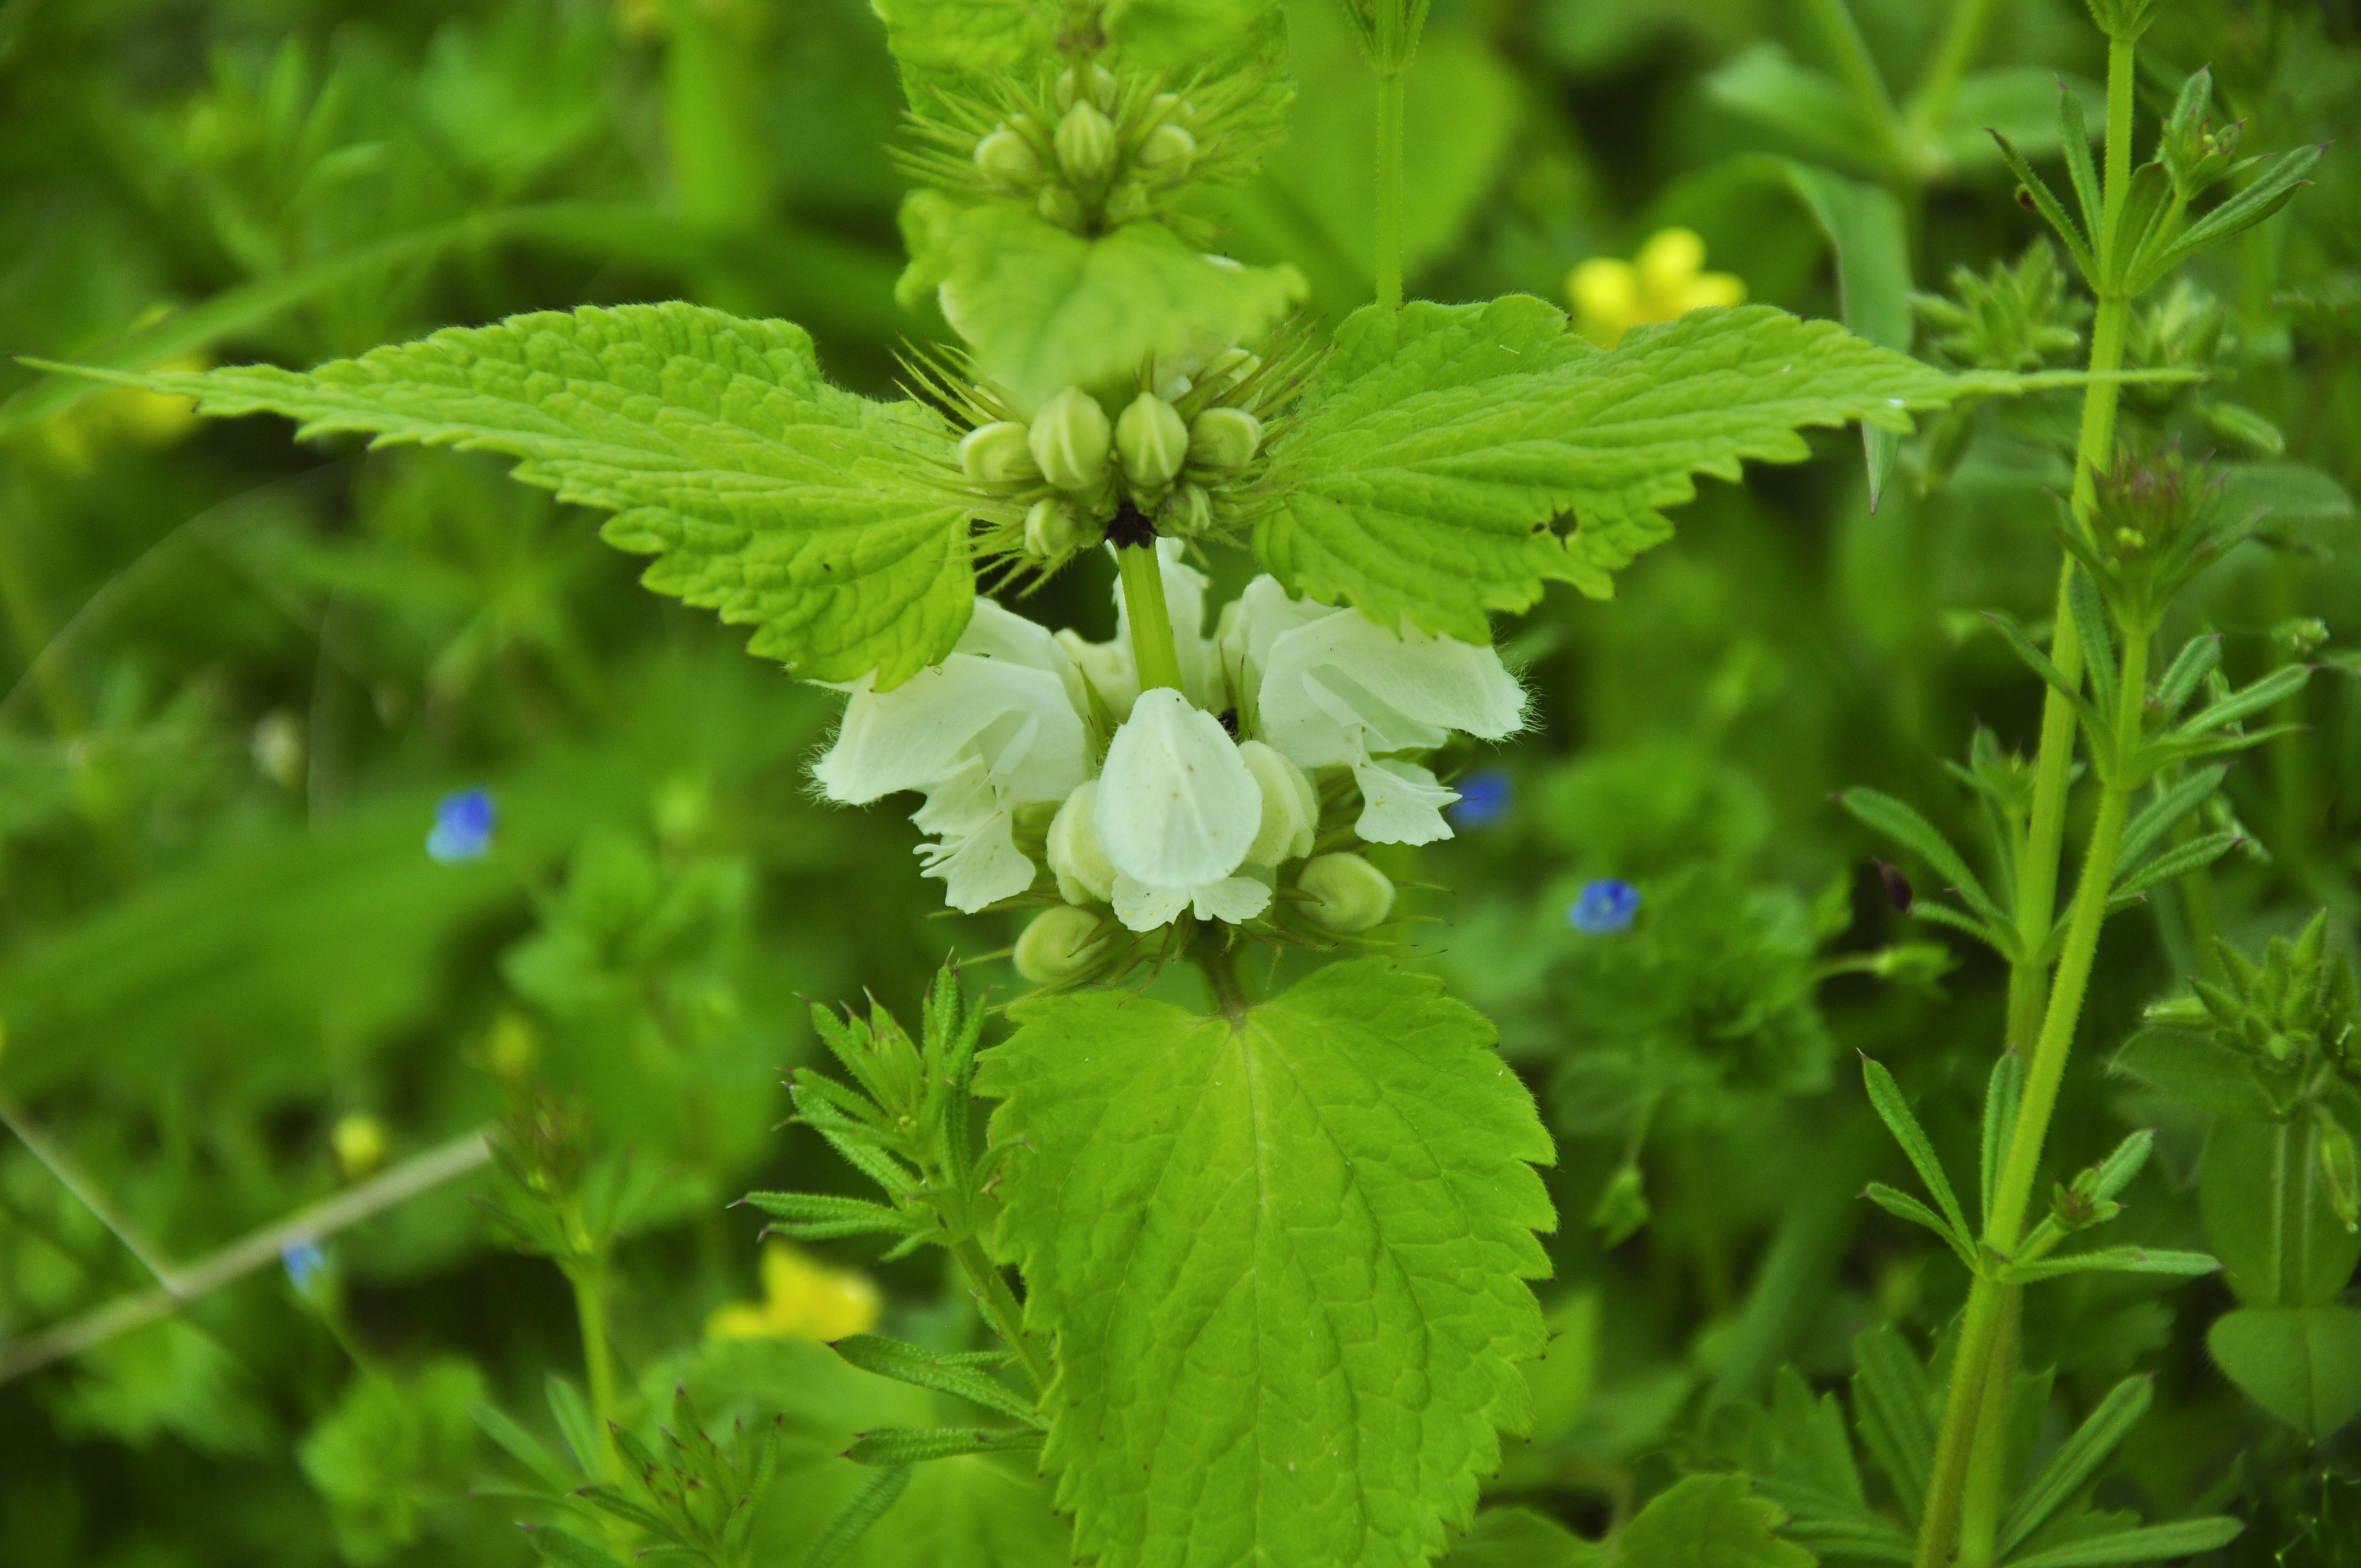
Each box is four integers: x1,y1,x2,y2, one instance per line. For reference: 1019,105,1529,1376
953,1234,1054,1393
1198,939,1248,1020
1909,0,2001,143
571,1259,623,1483
1954,1282,2023,1568
1117,542,1185,693
1373,68,1405,311
1914,1275,2008,1568
1804,0,1901,149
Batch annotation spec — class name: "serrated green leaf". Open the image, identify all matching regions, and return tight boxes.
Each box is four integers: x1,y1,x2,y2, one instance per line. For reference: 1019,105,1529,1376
933,208,1307,413
1999,1376,2152,1555
977,960,1555,1568
1615,1473,1816,1568
118,303,971,688
1260,299,1964,642
1437,1506,1603,1567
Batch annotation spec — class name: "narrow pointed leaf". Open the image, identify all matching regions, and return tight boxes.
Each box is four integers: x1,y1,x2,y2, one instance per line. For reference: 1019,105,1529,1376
830,1335,1045,1428
2004,1516,2243,1567
740,1190,928,1240
1987,130,2095,278
797,1463,914,1568
843,1425,1046,1464
2113,767,2228,880
2110,830,2240,902
471,1403,580,1493
2173,664,2313,739
1982,1053,2024,1232
1865,1183,1982,1272
1999,1375,2152,1553
1860,1058,1973,1247
525,1526,631,1568
1999,1246,2218,1283
1839,789,2009,929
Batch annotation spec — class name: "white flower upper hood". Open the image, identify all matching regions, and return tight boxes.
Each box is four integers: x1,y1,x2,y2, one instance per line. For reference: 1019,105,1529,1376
1220,576,1526,846
813,600,1090,912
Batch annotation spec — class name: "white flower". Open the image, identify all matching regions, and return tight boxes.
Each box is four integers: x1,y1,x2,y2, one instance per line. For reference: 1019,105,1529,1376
1055,538,1224,722
1093,688,1271,932
1222,578,1524,846
813,601,1089,912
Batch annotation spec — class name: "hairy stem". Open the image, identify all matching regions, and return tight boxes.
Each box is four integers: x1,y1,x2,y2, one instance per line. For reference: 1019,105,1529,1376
1373,68,1405,311
1914,1276,2008,1568
1117,541,1185,693
954,1234,1055,1394
1199,939,1248,1020
1954,1282,2023,1568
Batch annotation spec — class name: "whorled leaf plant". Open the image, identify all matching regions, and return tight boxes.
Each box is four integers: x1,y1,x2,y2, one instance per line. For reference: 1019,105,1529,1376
34,2,2090,1563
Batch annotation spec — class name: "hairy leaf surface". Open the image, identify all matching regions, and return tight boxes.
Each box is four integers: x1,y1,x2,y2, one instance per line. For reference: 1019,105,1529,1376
978,961,1555,1568
140,303,970,687
1259,298,1961,641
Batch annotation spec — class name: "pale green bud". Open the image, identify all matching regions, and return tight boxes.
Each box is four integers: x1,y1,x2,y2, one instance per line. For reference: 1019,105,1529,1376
1117,392,1188,489
960,420,1037,483
1055,101,1118,187
1024,497,1078,559
973,126,1039,177
1047,779,1117,904
2321,1116,2361,1233
1037,184,1084,228
1163,482,1213,537
1239,741,1318,867
1056,62,1119,114
1015,904,1109,984
1188,406,1262,471
1299,852,1394,933
1103,180,1152,226
1029,386,1111,492
1136,123,1197,169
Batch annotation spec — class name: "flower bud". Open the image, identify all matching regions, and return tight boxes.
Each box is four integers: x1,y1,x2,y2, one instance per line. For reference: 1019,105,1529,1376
1024,497,1079,559
1298,852,1394,933
1136,123,1196,169
1055,101,1118,187
1239,741,1318,867
1057,62,1119,114
1029,386,1111,492
1163,482,1213,538
1015,905,1109,984
1047,778,1117,904
960,420,1037,484
1037,184,1084,228
1117,392,1188,490
1188,406,1262,471
973,126,1039,178
1103,180,1152,226
333,1113,389,1180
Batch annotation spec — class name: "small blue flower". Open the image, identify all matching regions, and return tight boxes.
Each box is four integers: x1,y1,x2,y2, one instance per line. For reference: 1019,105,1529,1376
427,789,496,862
1569,879,1641,934
1448,769,1513,829
282,1238,328,1294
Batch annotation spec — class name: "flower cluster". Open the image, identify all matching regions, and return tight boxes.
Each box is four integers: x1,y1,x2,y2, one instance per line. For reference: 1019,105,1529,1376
900,61,1276,236
814,545,1525,980
906,334,1300,575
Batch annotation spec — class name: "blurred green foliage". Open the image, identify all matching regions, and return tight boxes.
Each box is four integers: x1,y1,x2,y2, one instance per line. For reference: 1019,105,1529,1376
1,0,2356,1562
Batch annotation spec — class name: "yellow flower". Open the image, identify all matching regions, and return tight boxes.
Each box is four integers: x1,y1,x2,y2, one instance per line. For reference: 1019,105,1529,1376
331,1113,390,1180
1566,228,1747,349
706,1242,882,1343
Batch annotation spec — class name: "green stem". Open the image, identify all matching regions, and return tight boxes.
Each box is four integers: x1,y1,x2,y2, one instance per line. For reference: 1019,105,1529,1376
1913,1276,2008,1568
1117,541,1185,692
1373,68,1405,311
1954,1282,2022,1568
1908,0,2000,144
1805,0,1902,150
1198,940,1248,1020
570,1257,623,1483
953,1234,1054,1394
